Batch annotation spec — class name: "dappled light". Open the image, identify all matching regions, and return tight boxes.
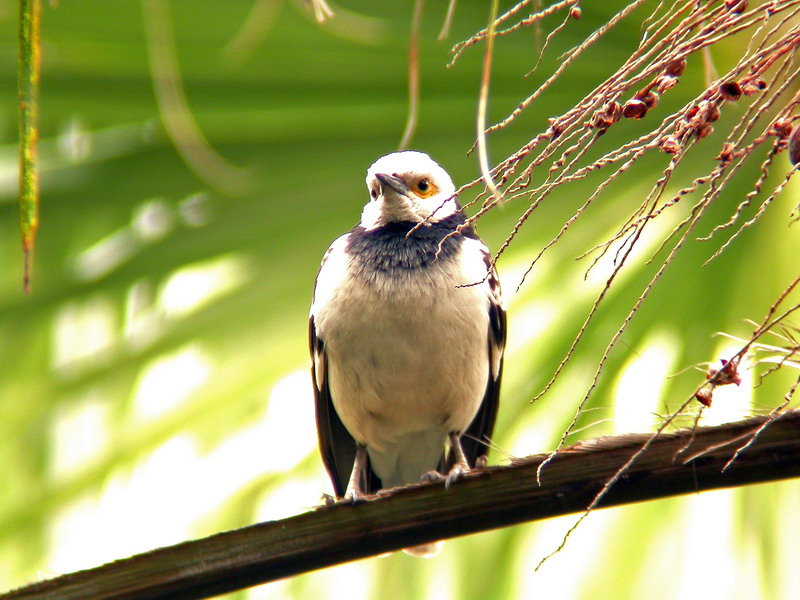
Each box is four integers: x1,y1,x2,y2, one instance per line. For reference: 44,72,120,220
612,334,677,433
131,345,212,420
51,295,116,374
157,254,249,319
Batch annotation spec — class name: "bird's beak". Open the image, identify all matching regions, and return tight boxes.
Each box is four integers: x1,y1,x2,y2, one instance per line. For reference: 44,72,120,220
375,173,410,197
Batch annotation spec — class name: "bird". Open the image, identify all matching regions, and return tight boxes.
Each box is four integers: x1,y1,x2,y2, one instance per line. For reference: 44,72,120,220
309,151,506,518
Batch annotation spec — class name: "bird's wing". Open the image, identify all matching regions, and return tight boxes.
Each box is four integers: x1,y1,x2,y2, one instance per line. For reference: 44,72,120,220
310,317,382,497
456,258,506,468
310,315,351,497
310,240,382,497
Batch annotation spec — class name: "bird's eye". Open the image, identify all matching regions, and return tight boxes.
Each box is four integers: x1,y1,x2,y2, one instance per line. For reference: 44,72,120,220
414,178,437,198
370,188,378,199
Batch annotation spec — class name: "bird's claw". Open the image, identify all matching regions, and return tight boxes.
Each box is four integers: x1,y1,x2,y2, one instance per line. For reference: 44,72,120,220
445,461,469,489
343,487,367,504
419,470,446,485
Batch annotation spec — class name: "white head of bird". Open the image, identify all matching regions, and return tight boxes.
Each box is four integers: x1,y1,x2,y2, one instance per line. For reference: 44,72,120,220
361,151,459,230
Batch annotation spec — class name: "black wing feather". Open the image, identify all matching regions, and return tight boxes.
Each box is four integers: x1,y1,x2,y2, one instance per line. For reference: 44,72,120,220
310,315,381,496
448,267,507,470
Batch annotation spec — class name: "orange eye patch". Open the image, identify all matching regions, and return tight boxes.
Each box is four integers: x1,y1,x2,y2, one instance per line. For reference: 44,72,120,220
412,178,438,198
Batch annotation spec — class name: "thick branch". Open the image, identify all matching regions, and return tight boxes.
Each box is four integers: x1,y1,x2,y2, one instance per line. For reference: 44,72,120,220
4,410,800,600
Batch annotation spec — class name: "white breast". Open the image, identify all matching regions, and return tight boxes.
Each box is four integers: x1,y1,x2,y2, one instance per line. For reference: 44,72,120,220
312,236,492,488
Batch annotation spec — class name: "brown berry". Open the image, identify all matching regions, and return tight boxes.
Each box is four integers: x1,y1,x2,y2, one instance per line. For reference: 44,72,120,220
622,98,647,119
664,58,686,77
655,74,678,93
719,81,742,101
591,111,612,131
604,101,622,122
641,90,660,109
592,101,623,131
695,388,713,407
570,6,582,19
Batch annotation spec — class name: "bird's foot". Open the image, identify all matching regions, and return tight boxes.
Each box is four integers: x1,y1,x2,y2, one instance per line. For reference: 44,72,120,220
419,470,446,485
445,461,469,489
342,444,369,503
474,455,489,469
343,486,367,504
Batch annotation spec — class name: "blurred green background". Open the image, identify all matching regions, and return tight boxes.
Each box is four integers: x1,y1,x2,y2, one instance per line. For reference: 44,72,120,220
1,1,799,598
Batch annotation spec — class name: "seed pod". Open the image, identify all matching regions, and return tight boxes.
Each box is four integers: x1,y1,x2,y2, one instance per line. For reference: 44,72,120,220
725,0,747,12
660,135,681,154
707,103,721,123
641,90,660,109
655,74,678,93
664,58,686,77
547,117,565,140
708,358,741,387
591,111,611,131
742,78,766,95
719,81,742,101
717,142,735,164
789,125,800,167
696,123,713,139
604,100,622,122
770,119,793,139
695,388,713,407
570,6,581,19
622,98,647,119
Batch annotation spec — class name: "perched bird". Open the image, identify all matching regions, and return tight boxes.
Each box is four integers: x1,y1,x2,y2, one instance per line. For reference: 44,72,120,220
309,151,506,511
